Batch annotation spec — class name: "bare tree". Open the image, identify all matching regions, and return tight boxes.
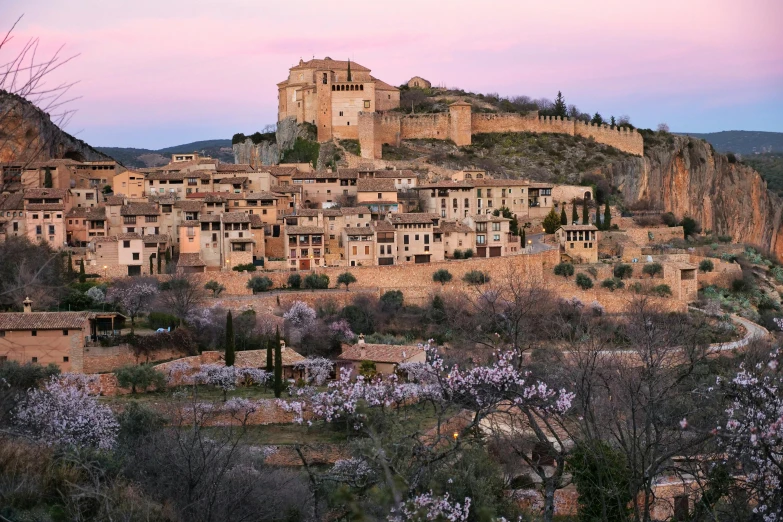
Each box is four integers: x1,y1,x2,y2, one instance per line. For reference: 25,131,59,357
158,272,207,325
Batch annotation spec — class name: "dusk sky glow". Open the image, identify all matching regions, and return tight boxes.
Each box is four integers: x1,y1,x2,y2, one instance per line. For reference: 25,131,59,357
3,0,782,149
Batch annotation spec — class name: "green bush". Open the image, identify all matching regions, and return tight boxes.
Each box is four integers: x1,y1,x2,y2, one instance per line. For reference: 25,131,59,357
732,278,752,293
0,361,60,389
463,249,474,259
586,267,598,279
287,273,302,289
699,259,715,273
575,273,593,289
642,262,663,278
232,263,257,272
247,276,273,294
662,212,678,227
601,278,624,291
432,269,453,285
115,364,166,394
452,249,464,259
554,262,575,278
303,273,329,289
650,284,672,297
613,264,633,279
680,216,701,238
204,280,225,297
337,272,357,289
542,208,561,234
147,312,178,331
718,235,733,243
463,270,491,285
380,290,404,312
281,138,320,169
628,282,644,294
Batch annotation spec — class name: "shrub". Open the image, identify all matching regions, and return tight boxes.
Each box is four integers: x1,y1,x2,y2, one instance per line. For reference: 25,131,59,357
303,273,329,289
727,152,737,163
115,364,166,394
147,311,178,331
247,276,273,294
699,259,715,273
662,212,678,227
650,284,672,297
380,290,404,312
613,264,633,279
586,267,598,279
452,249,464,259
463,270,491,285
718,235,733,243
463,249,474,259
554,262,575,278
732,278,752,293
601,278,624,291
680,216,701,238
337,272,357,290
542,208,561,234
232,263,256,272
287,273,302,289
628,282,644,294
432,269,453,285
642,263,663,278
204,280,225,297
575,273,593,289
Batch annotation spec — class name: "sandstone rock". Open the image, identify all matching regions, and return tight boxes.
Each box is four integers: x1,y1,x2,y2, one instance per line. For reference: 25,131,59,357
600,135,783,260
0,91,115,163
232,117,316,167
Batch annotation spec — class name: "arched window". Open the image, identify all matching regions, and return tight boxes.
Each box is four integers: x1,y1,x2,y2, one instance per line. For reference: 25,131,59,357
360,85,364,90
464,198,469,207
322,73,327,85
452,198,458,208
331,85,335,91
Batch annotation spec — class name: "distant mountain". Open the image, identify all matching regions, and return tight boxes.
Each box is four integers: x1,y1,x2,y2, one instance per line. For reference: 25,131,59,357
95,139,234,168
677,131,783,155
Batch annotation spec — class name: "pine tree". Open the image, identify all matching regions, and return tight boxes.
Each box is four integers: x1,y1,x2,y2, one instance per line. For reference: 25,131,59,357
274,327,283,398
43,167,53,188
225,311,235,366
610,115,617,127
603,200,612,230
560,206,567,225
582,199,589,225
79,259,86,283
542,208,561,234
571,199,578,224
553,91,567,118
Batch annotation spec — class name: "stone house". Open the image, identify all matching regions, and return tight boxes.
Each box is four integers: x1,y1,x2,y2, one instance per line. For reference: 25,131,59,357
342,225,376,267
387,212,444,264
435,219,475,258
555,224,599,263
112,170,146,199
285,225,325,270
0,192,26,240
338,338,426,377
356,178,399,216
464,214,518,258
407,76,431,89
23,188,71,248
66,206,108,246
120,202,161,236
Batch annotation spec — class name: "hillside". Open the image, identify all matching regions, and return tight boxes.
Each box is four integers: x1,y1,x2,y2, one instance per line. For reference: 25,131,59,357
742,153,783,197
95,139,233,168
678,130,783,154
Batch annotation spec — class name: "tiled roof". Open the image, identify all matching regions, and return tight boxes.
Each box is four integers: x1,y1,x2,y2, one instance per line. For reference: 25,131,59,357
0,193,24,210
215,176,248,184
286,225,324,235
142,234,169,243
388,213,439,224
229,238,255,244
370,77,399,91
336,168,359,179
68,206,105,219
338,343,424,363
436,221,473,233
118,232,142,240
473,215,509,222
244,192,278,201
91,235,119,243
201,193,226,203
470,179,530,187
292,171,339,180
25,203,64,211
177,253,205,267
104,196,125,205
216,163,252,172
343,226,375,235
265,166,298,176
272,185,302,194
291,58,370,72
222,212,251,223
121,203,159,216
249,214,265,228
235,347,306,367
418,181,473,189
23,188,67,199
0,311,91,330
558,224,598,231
174,200,203,212
357,178,396,192
370,169,416,179
199,214,222,223
373,220,395,231
294,209,322,217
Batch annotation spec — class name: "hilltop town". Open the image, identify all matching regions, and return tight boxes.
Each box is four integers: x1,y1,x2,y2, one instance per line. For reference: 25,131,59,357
2,57,783,521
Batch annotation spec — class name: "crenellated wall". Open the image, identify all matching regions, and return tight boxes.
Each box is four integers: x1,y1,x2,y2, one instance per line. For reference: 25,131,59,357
358,106,644,160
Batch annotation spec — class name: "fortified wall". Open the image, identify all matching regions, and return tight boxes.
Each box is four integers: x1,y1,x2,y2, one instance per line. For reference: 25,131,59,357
358,104,644,159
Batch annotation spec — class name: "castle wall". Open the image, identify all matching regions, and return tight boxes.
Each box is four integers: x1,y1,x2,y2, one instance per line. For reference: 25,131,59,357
574,120,643,155
400,113,448,140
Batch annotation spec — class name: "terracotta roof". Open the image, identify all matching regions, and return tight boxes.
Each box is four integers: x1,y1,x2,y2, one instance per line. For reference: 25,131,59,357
215,163,252,172
291,57,370,72
265,166,298,176
370,169,416,179
0,193,24,210
215,176,248,184
436,220,472,233
174,200,203,212
23,188,67,199
104,196,125,205
286,225,324,235
272,186,302,194
118,232,142,240
373,220,395,231
343,226,375,235
292,171,339,180
222,212,251,223
25,203,64,211
91,236,119,243
199,214,222,223
370,76,399,91
418,181,473,189
142,234,169,243
200,193,226,203
68,206,105,219
293,209,322,217
470,179,530,187
121,203,159,216
473,215,509,222
249,214,265,228
177,253,205,267
243,192,278,201
558,224,598,231
388,213,439,225
357,178,396,192
0,311,91,330
338,343,425,363
236,347,306,367
229,238,255,244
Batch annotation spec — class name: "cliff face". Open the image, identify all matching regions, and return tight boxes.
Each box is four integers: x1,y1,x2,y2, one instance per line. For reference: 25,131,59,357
600,135,783,260
233,117,315,166
0,90,114,164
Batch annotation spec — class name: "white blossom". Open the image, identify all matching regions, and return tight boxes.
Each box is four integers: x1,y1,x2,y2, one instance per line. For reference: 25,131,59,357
293,357,334,386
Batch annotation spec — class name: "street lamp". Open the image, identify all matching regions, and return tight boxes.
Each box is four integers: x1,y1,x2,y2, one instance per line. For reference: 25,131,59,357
452,431,459,443
103,265,107,278
527,239,532,253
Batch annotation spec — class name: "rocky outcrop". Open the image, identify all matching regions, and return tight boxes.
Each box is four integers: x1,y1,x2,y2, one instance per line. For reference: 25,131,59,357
232,117,316,167
600,135,783,260
0,90,114,163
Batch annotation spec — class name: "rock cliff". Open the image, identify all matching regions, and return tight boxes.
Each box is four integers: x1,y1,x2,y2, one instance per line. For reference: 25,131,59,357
600,134,783,260
232,117,315,166
0,90,114,163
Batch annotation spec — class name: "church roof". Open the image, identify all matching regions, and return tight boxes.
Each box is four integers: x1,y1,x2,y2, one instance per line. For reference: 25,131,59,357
291,57,370,72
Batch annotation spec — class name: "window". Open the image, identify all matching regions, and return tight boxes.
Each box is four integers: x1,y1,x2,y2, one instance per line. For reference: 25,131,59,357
123,240,130,248
377,192,382,199
63,356,69,362
0,331,4,337
36,225,42,235
477,235,486,245
352,246,357,255
494,234,500,241
364,100,370,108
31,330,37,337
132,253,140,261
63,329,68,336
146,215,157,222
492,222,501,231
32,357,38,362
48,225,55,235
339,111,343,116
424,235,429,245
403,235,409,245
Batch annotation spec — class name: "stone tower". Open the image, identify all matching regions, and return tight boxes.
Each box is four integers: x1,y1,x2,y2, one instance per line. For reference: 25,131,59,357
316,69,333,142
448,101,472,146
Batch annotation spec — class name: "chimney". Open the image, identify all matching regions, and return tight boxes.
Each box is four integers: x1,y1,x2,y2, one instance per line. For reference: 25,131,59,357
23,297,32,313
280,339,286,351
357,333,365,345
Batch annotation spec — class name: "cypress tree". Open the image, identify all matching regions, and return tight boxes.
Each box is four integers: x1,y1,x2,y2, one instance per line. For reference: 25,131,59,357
44,167,53,188
571,199,578,224
225,311,235,366
521,228,526,248
266,337,273,372
79,259,86,283
67,252,74,278
603,200,612,230
157,252,162,273
274,326,283,398
149,253,154,275
582,199,589,225
164,248,171,268
560,206,567,225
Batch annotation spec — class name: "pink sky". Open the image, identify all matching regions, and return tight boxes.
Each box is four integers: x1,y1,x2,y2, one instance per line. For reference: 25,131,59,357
2,0,782,148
